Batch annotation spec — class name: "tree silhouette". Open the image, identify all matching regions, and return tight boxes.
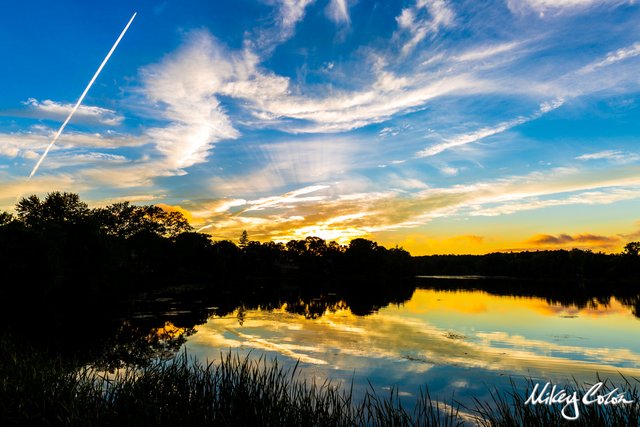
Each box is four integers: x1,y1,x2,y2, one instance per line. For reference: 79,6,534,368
239,230,249,248
623,241,640,257
93,202,192,238
16,192,89,228
0,211,13,226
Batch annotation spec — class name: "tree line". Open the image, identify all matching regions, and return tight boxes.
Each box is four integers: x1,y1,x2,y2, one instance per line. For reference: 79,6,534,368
414,244,640,281
0,192,414,359
0,192,413,301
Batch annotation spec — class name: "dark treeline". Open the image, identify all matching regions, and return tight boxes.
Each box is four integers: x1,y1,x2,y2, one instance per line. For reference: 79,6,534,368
414,245,640,281
1,192,411,282
0,192,413,362
413,245,640,317
0,192,413,297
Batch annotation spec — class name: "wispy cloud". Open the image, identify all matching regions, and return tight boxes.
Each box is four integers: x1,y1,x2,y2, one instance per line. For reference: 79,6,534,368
469,188,640,217
255,0,315,50
453,42,521,62
396,0,455,55
416,98,564,158
259,73,487,133
36,152,129,170
507,0,632,15
576,150,640,163
579,41,640,73
526,232,619,246
326,0,350,25
188,165,640,244
23,98,124,126
208,137,363,196
244,185,329,212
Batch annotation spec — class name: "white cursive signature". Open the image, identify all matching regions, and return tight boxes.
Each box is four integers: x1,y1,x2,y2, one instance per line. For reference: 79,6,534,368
524,381,635,420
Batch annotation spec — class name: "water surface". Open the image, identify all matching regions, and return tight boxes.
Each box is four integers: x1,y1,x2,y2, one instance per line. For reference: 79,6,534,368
178,283,640,406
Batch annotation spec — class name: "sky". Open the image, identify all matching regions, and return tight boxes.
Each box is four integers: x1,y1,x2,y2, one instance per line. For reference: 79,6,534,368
1,0,640,255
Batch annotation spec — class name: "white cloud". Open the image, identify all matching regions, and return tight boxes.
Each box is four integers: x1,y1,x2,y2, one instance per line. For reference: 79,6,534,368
254,0,314,51
439,166,459,176
244,184,329,212
141,31,240,172
263,73,487,133
209,137,362,196
142,33,483,140
23,98,124,126
326,0,350,24
454,42,521,62
576,150,640,163
507,0,631,15
129,25,569,138
0,130,145,163
470,188,640,217
278,0,314,32
37,152,129,170
416,98,564,158
579,42,640,74
396,0,455,55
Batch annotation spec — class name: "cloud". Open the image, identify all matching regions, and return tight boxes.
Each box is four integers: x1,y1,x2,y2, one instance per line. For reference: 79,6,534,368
260,73,487,133
576,150,640,163
396,0,455,55
253,0,314,52
0,129,146,163
190,199,248,222
131,19,610,138
579,42,640,74
0,172,84,210
189,164,640,244
506,0,632,15
469,188,640,217
526,233,620,246
35,152,129,170
208,136,365,197
453,42,521,62
278,0,314,33
416,98,564,158
326,0,350,24
91,194,165,205
156,203,195,223
141,31,240,172
244,185,329,212
439,166,458,176
23,98,124,126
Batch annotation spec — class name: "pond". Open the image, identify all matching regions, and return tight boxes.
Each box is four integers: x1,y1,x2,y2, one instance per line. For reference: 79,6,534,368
170,278,640,409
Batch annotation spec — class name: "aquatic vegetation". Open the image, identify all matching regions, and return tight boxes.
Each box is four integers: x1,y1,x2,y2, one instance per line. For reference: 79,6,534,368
2,338,639,426
0,342,460,426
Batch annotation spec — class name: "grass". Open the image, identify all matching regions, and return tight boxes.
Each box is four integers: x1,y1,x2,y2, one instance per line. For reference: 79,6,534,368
0,341,462,427
1,339,638,426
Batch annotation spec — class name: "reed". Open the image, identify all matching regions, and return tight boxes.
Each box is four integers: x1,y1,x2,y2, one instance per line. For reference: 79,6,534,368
0,343,461,426
1,339,638,426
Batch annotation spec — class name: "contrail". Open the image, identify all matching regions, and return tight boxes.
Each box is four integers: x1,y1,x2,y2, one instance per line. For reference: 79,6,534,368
27,12,137,180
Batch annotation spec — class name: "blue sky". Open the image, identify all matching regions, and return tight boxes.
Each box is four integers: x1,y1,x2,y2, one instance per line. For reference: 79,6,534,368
1,0,640,254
